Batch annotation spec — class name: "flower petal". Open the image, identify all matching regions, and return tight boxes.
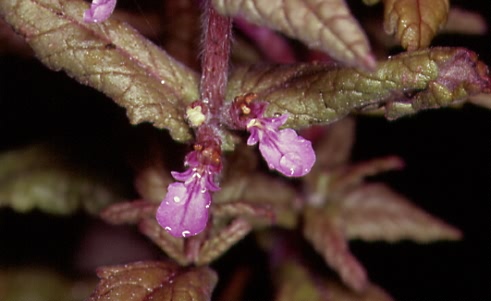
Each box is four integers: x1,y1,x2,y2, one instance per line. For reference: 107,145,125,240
83,0,117,23
247,126,260,145
156,181,210,238
259,128,315,177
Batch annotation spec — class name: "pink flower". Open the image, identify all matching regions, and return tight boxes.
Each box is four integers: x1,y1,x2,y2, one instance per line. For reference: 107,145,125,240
227,93,316,177
156,143,221,238
83,0,117,23
247,113,315,177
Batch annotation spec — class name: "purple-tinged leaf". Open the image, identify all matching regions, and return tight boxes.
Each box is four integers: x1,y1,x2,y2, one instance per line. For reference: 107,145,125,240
213,0,375,69
444,7,487,35
324,278,394,301
311,117,356,171
215,174,299,228
212,202,275,224
139,219,189,266
100,201,158,225
340,184,462,242
88,261,217,301
234,17,296,64
0,0,199,142
329,156,404,193
195,218,252,265
303,207,368,292
83,0,116,23
227,48,491,129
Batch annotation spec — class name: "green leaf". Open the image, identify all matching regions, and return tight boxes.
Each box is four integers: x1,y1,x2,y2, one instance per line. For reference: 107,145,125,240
0,0,199,142
383,0,449,50
0,144,122,215
213,0,375,69
274,260,326,301
0,268,96,301
88,261,217,301
227,48,491,129
273,259,394,301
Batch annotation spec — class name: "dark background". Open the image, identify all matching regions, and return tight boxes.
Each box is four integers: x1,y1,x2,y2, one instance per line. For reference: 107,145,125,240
0,0,490,300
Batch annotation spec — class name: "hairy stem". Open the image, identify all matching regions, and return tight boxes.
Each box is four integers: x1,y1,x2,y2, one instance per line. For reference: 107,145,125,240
199,0,232,116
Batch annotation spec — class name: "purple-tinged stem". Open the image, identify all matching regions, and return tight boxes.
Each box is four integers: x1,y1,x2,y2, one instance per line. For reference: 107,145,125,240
199,0,232,117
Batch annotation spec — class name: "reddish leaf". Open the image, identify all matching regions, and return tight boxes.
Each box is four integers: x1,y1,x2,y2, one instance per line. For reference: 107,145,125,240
100,201,158,225
138,219,188,266
195,218,252,265
444,7,487,35
213,0,375,69
325,278,394,301
303,207,368,292
340,184,462,242
88,261,217,301
312,118,356,171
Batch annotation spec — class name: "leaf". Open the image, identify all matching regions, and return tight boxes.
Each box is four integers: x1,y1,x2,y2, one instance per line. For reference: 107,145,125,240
215,174,299,228
443,7,487,35
139,218,189,266
274,260,327,301
311,117,356,171
328,156,404,193
0,144,122,215
227,48,491,129
100,201,159,225
213,0,375,69
324,279,394,301
88,261,217,301
383,0,450,50
0,17,31,56
469,93,491,110
339,184,462,242
235,18,296,64
0,268,96,301
273,258,394,301
0,0,199,142
195,218,252,265
303,207,368,292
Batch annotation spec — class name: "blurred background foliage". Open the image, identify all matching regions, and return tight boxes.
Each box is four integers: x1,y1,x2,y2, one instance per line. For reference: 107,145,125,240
0,0,489,300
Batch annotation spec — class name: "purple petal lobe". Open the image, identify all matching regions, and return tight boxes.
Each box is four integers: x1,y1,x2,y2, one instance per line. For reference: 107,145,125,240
156,181,210,238
259,128,315,177
83,0,117,23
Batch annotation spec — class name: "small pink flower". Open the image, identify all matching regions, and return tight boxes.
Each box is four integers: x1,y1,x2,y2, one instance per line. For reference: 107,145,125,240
156,142,221,238
83,0,117,23
227,93,316,177
247,113,315,177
